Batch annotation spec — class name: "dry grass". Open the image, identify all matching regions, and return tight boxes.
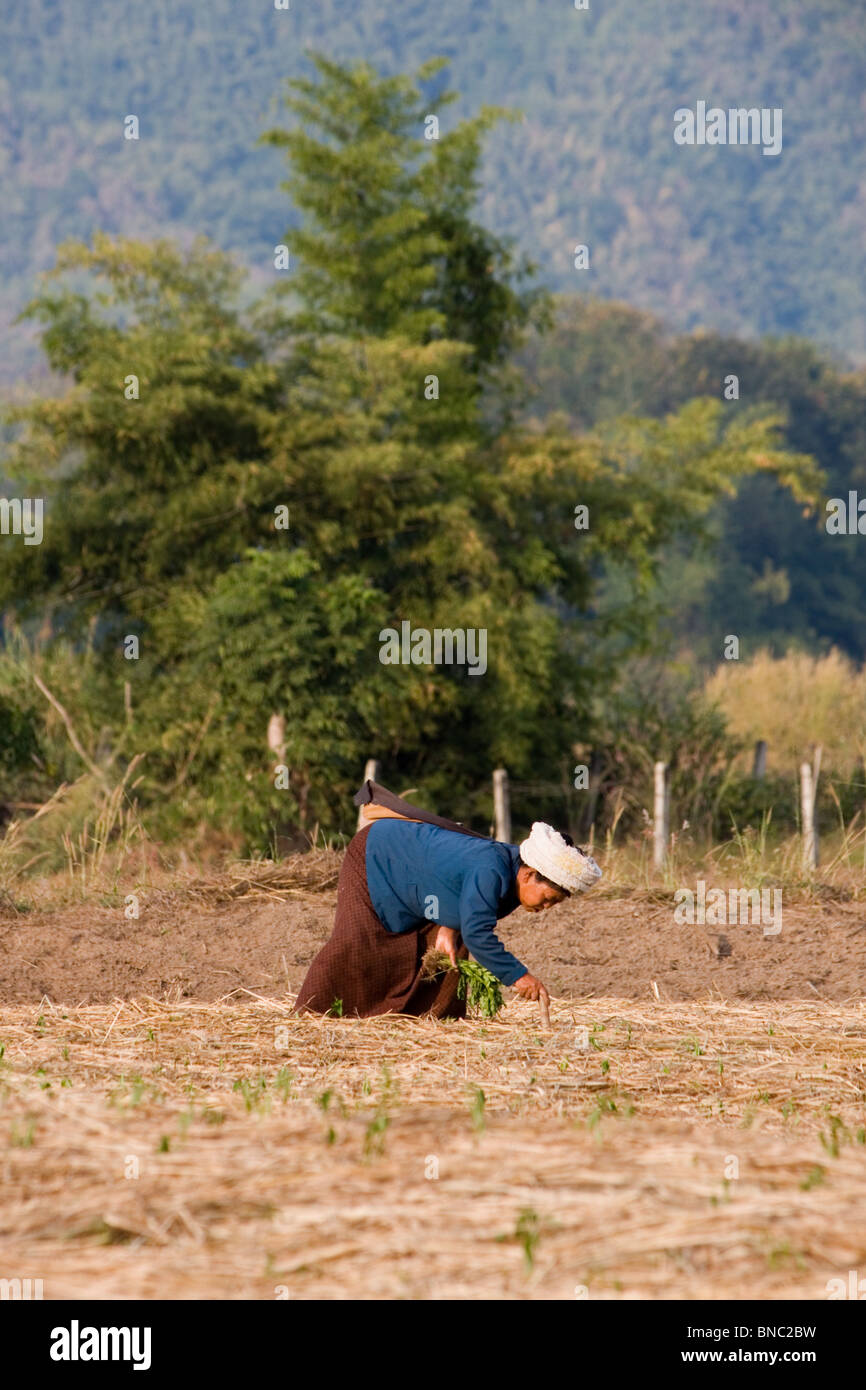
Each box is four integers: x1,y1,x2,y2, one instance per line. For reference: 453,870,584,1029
4,772,866,915
146,850,343,907
13,827,866,921
591,826,866,901
5,848,344,916
1,994,865,1299
705,648,866,774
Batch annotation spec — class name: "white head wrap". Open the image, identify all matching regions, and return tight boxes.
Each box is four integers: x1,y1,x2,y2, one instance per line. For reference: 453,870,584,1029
519,822,602,893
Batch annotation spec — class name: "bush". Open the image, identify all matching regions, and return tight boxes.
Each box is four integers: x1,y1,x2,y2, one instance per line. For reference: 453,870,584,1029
0,693,40,776
716,774,798,836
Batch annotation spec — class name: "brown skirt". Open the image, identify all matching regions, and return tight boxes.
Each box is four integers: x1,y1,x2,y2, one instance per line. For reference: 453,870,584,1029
293,825,469,1019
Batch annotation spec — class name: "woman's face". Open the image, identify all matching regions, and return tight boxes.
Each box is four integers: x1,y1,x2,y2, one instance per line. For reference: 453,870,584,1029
516,866,569,913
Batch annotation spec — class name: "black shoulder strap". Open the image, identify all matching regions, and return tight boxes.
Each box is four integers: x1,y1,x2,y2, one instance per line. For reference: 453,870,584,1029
352,780,489,839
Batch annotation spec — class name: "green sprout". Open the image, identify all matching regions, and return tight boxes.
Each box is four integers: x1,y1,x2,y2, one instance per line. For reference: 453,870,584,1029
422,950,504,1018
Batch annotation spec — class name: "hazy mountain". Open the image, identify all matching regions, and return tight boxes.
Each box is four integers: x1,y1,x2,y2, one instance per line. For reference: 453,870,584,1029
1,0,864,386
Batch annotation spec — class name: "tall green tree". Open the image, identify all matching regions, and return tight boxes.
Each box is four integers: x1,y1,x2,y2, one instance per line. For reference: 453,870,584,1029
1,235,283,643
259,52,546,372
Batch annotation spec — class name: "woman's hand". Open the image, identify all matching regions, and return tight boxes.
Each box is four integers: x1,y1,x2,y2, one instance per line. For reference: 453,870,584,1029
512,973,550,1007
434,925,460,967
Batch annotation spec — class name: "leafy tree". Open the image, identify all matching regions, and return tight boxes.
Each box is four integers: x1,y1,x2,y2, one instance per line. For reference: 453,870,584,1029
2,235,283,645
669,335,866,660
520,296,866,663
259,52,546,372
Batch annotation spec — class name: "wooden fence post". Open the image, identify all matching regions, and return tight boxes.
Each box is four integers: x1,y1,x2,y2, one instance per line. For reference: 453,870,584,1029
800,760,817,870
362,757,381,785
357,758,382,830
493,767,511,843
653,761,669,869
579,748,604,837
801,745,822,870
752,740,767,779
267,713,286,766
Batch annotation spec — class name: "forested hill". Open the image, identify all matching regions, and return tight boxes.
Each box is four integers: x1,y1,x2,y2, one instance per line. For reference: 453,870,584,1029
2,0,864,386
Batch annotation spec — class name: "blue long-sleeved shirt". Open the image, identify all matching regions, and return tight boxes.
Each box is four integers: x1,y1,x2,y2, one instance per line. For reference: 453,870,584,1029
364,820,527,986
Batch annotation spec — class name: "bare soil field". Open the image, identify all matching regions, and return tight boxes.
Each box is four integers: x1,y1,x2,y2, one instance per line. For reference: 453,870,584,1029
1,866,864,1300
1,877,865,1005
